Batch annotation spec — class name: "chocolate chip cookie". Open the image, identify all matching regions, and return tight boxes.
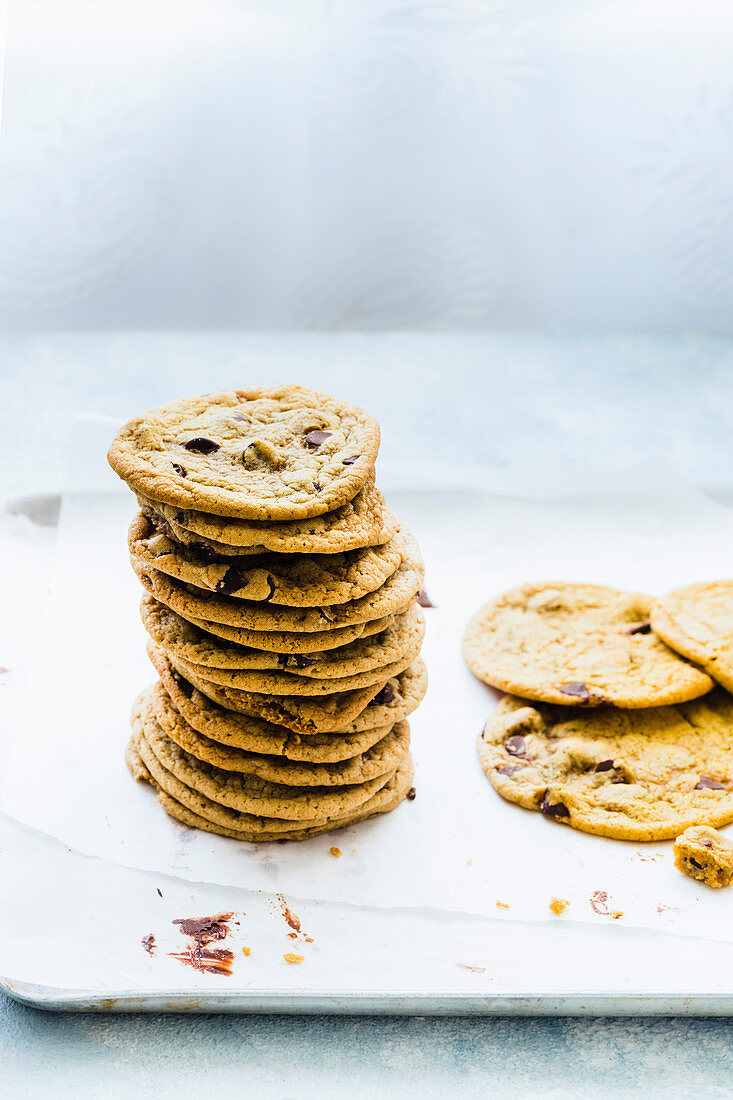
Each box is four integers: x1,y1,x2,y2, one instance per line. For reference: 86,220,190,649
464,582,713,708
478,690,733,840
651,581,733,694
109,386,380,520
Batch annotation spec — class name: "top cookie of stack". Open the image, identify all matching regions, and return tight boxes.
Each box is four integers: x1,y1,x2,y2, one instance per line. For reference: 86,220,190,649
109,385,425,842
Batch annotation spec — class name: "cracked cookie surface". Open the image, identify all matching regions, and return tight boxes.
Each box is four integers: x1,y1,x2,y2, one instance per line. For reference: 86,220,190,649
478,690,733,840
464,582,713,708
108,385,380,520
651,581,733,694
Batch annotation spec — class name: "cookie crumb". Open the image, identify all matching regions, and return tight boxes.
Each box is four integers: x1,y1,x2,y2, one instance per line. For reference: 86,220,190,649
329,847,341,858
242,946,251,956
674,826,733,888
283,953,304,965
611,910,624,919
549,897,569,915
496,901,510,909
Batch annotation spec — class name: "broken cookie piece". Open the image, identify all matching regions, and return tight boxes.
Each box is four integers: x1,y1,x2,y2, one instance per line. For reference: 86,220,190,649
674,826,733,888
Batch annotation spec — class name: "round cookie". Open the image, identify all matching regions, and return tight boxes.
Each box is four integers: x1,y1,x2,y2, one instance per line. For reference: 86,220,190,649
158,645,389,734
150,681,411,786
131,532,424,631
140,594,423,676
129,733,415,841
138,474,395,555
150,645,428,756
651,581,733,694
464,582,713,708
108,385,380,520
478,690,733,841
129,511,404,607
134,690,394,820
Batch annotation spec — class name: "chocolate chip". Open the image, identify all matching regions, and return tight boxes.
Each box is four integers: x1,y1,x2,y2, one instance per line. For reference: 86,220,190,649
406,787,417,801
690,857,703,870
540,794,570,820
342,455,359,465
263,577,276,602
278,653,315,669
372,683,395,706
215,566,243,595
559,682,590,701
594,759,615,772
695,777,727,790
183,437,220,454
417,590,435,608
172,463,187,477
304,430,332,447
313,481,321,491
504,734,526,757
192,542,221,563
626,621,651,635
497,765,525,777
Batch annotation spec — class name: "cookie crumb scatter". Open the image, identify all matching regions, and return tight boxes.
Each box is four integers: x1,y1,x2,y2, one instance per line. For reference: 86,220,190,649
329,846,341,858
496,901,510,909
283,953,304,964
549,897,569,915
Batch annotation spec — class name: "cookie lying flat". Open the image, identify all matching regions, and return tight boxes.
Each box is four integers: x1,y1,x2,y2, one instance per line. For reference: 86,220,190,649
157,645,386,734
464,582,713,708
651,581,733,694
149,681,410,786
128,733,414,841
140,594,423,676
138,473,395,555
132,531,423,630
478,690,733,841
134,690,393,820
151,645,428,757
673,826,733,888
129,511,404,606
108,385,380,520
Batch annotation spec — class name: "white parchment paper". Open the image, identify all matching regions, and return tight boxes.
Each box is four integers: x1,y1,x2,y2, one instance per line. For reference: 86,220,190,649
4,416,733,949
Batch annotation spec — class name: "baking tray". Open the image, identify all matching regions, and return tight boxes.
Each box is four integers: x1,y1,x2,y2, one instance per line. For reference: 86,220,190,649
3,423,733,1013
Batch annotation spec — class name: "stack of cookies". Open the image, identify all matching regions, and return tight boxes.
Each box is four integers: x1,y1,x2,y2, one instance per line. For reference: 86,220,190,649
464,581,733,843
108,385,427,841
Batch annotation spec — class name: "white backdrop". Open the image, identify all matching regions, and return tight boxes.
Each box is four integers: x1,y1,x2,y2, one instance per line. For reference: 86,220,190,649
2,0,733,332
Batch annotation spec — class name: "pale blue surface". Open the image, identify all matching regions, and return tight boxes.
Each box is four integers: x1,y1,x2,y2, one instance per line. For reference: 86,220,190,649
3,333,733,1097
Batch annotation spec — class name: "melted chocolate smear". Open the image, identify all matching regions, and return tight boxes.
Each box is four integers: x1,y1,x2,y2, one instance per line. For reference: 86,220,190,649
595,759,615,773
627,621,651,635
172,463,187,477
417,589,435,608
407,787,417,801
168,947,235,976
696,777,727,790
372,682,395,706
216,566,243,595
689,858,703,870
504,734,526,757
183,437,220,455
141,933,156,955
559,682,591,701
540,794,570,820
172,912,234,946
497,765,525,777
304,430,332,447
342,455,359,465
275,895,302,935
590,890,610,915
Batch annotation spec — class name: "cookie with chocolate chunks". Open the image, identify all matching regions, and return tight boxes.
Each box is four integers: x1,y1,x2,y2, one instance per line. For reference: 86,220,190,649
464,582,712,708
108,385,380,520
478,690,733,840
